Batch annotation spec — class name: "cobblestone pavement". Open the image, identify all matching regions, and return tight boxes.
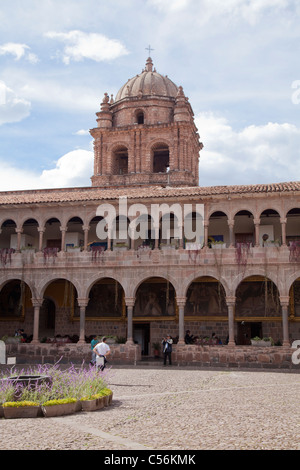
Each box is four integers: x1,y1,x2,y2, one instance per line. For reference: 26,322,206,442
1,366,299,450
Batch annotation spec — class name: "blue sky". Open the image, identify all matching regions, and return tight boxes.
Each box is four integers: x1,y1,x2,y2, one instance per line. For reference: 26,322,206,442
0,0,300,190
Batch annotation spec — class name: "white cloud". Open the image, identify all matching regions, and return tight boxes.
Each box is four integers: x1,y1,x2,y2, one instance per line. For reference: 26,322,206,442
40,149,93,187
196,112,300,186
74,129,90,136
0,149,93,191
0,81,31,125
45,30,128,64
0,42,39,63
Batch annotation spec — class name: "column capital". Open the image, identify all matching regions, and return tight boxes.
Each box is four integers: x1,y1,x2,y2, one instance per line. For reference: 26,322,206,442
77,298,89,308
125,297,135,308
253,218,260,225
15,227,23,234
280,218,287,224
38,226,45,233
82,225,90,231
280,296,290,306
226,296,236,306
60,226,67,232
176,297,186,308
31,298,43,308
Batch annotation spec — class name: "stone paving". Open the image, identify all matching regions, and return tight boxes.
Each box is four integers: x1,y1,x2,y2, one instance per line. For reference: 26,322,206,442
1,366,299,450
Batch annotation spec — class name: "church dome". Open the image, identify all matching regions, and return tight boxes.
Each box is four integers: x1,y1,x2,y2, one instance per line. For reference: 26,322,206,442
115,57,178,102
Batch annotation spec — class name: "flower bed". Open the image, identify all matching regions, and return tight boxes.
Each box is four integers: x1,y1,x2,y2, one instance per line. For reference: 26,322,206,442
0,361,113,419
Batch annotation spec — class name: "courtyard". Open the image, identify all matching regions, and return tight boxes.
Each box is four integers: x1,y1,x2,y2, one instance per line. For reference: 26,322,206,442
0,365,299,451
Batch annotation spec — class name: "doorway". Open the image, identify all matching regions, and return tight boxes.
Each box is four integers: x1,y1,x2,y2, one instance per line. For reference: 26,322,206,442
237,321,262,345
133,323,150,355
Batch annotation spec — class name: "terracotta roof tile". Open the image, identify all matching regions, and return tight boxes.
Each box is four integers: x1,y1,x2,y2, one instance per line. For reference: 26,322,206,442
0,181,299,206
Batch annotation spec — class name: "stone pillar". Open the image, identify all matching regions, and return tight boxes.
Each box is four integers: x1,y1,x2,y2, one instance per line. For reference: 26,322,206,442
227,219,234,247
82,225,90,251
203,222,209,247
280,296,290,346
125,298,135,344
77,299,89,344
16,228,23,252
176,298,186,344
254,219,260,247
38,227,45,252
280,218,287,246
129,226,135,250
31,299,43,344
154,226,160,250
179,224,184,249
226,296,236,347
60,226,67,252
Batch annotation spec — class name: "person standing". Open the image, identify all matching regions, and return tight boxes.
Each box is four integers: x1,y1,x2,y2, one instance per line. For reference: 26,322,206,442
93,336,111,371
90,335,99,365
162,335,173,366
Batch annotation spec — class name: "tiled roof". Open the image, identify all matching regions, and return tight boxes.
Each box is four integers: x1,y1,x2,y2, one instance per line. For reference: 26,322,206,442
0,181,299,206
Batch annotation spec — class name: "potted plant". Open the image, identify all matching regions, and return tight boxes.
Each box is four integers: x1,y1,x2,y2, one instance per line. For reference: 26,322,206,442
3,400,40,419
42,397,78,417
80,388,113,411
251,336,273,347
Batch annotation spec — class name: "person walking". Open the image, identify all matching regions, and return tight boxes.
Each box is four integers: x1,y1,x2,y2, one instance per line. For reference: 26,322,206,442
90,335,99,365
162,335,173,366
93,336,111,371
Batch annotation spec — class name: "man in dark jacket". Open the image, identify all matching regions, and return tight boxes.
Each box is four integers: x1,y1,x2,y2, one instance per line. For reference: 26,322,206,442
162,335,173,366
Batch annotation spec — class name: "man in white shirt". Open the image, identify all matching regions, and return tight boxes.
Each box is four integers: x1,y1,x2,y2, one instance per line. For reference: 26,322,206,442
93,336,111,370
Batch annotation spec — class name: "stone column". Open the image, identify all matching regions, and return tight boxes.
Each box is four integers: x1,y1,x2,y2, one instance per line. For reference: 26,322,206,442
125,297,135,344
82,225,90,251
203,222,209,247
280,218,287,246
16,228,23,252
227,219,234,247
60,226,67,252
77,299,89,344
254,219,260,247
129,226,135,250
280,296,290,346
154,226,160,250
226,296,236,347
38,227,45,252
31,299,43,344
176,297,186,344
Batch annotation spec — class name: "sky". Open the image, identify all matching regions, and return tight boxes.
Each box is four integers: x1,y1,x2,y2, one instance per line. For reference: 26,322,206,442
0,0,300,191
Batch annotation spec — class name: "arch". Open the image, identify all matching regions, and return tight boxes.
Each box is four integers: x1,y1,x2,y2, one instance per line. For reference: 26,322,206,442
184,210,204,245
151,141,170,173
208,211,229,247
43,218,62,251
39,276,81,300
135,109,145,125
134,276,176,317
0,218,17,229
86,277,125,318
112,144,129,175
286,208,300,245
235,275,281,318
0,219,17,250
234,209,255,246
0,279,33,318
185,276,228,317
259,209,281,246
288,277,300,318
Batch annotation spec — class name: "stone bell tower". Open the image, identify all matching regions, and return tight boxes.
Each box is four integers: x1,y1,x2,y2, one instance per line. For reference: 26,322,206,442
90,57,203,188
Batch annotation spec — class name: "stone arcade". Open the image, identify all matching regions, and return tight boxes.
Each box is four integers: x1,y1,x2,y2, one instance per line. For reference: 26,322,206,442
0,57,300,368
